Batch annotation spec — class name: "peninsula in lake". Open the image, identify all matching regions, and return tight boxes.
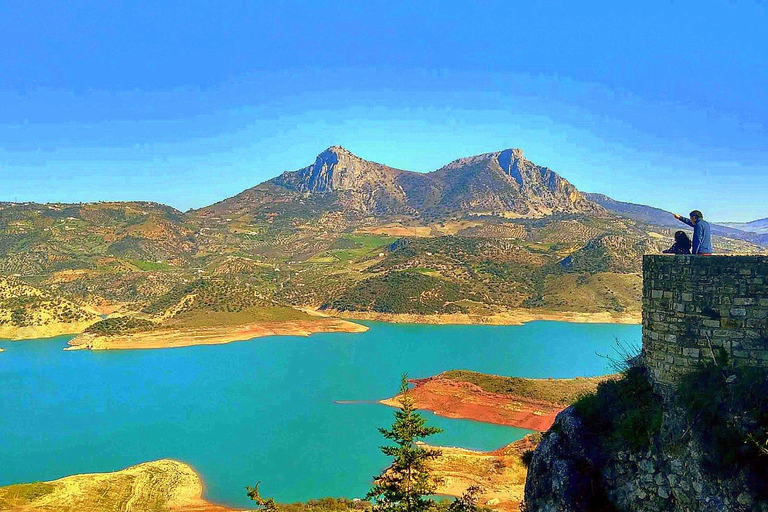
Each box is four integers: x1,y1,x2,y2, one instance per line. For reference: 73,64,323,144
1,147,766,347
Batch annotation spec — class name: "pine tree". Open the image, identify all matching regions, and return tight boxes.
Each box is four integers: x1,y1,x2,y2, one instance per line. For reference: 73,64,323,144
367,374,443,512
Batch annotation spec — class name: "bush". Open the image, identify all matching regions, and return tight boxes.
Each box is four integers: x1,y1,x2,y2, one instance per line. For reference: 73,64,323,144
521,449,534,467
572,366,663,452
278,498,371,512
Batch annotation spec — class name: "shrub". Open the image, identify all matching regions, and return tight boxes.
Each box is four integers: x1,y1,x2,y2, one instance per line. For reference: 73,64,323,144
572,366,663,453
521,449,534,467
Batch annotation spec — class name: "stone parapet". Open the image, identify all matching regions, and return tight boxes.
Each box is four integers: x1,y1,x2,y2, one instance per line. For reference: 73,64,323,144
642,255,768,387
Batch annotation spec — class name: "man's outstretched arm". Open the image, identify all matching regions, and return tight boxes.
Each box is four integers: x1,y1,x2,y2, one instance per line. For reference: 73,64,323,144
673,213,694,227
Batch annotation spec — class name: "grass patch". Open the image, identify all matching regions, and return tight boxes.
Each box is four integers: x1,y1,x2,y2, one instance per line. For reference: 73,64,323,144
0,482,56,507
572,366,663,452
127,259,171,271
167,305,313,327
323,234,397,263
441,370,617,406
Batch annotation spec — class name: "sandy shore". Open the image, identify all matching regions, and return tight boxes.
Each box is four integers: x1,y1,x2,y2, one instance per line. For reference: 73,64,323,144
381,376,571,431
0,321,98,341
427,435,540,512
4,305,638,349
324,308,641,326
0,459,244,511
66,318,368,350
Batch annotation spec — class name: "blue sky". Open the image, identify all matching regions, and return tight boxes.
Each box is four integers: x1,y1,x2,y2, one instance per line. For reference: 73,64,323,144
0,1,766,221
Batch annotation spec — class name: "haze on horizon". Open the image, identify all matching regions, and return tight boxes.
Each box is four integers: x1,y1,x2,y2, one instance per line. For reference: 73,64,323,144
0,1,766,222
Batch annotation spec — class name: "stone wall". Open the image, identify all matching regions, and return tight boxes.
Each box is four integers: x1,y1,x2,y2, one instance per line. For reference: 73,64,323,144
642,255,768,387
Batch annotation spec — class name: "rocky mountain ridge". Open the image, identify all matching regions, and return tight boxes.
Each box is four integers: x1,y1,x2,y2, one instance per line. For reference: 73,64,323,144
199,146,605,220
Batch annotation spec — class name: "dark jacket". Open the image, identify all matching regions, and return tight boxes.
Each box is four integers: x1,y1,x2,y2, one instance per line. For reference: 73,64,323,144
677,218,713,254
663,242,691,255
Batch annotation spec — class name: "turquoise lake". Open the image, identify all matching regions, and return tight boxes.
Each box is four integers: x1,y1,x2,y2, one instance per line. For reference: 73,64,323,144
0,320,640,508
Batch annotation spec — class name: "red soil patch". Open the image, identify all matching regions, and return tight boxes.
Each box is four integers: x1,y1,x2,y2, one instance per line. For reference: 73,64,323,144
381,377,564,431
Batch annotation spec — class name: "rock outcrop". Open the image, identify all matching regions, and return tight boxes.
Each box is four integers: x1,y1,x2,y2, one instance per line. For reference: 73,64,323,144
524,255,768,512
525,405,768,512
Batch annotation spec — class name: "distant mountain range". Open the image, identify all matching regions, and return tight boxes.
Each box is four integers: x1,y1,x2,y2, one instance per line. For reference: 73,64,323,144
198,146,604,221
584,193,768,245
718,218,768,235
0,146,765,337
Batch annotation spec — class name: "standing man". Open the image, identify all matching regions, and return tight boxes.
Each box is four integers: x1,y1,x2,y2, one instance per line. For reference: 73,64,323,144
673,210,713,255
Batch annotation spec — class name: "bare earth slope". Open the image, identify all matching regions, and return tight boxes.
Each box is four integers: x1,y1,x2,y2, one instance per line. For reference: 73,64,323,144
0,459,242,512
428,435,540,512
381,371,615,431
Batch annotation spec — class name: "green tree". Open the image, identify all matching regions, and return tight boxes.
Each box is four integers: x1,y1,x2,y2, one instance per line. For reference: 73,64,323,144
367,375,443,512
247,481,279,512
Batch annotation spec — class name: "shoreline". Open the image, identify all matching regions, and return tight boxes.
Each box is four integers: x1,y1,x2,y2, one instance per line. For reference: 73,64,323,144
0,459,244,511
381,377,563,432
380,373,612,432
324,308,641,326
2,306,639,348
66,318,369,350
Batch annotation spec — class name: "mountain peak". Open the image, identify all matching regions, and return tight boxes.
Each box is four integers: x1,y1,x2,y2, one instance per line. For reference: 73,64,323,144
325,145,351,153
319,145,355,158
313,146,364,168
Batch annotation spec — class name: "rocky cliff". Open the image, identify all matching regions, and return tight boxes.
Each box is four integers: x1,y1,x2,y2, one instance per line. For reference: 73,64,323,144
524,255,768,512
525,401,767,512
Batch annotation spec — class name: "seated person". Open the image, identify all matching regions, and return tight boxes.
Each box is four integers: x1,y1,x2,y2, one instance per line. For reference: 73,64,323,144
663,230,692,254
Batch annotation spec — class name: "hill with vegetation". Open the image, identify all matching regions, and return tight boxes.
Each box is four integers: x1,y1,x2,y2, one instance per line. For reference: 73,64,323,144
1,147,766,339
0,276,99,339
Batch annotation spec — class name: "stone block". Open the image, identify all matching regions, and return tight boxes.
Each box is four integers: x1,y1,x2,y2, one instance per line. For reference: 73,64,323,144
682,348,700,358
